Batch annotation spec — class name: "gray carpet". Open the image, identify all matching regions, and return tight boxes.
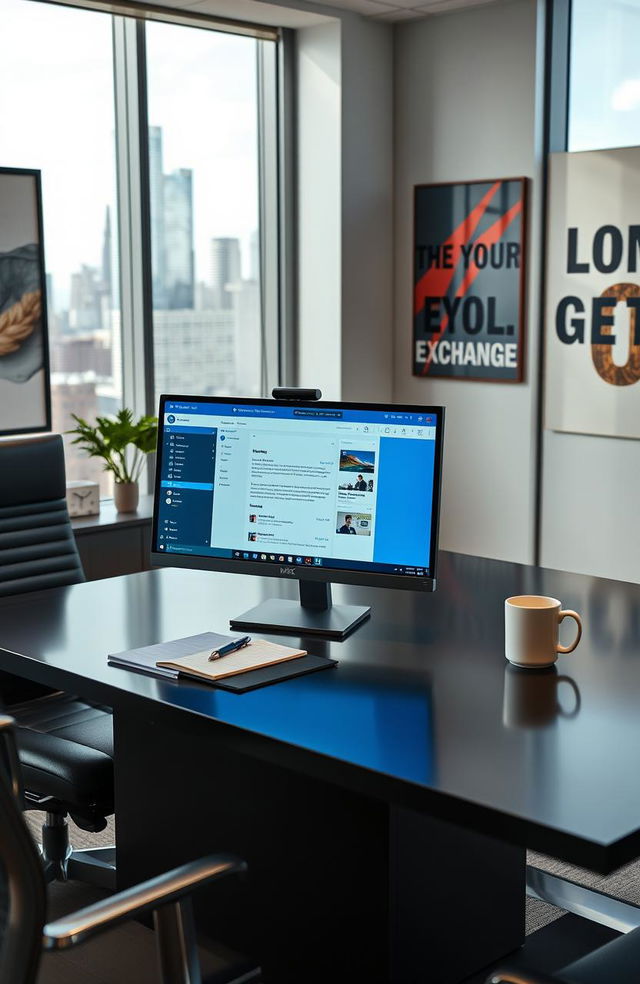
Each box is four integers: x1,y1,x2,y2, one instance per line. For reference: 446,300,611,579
25,812,116,853
526,849,640,934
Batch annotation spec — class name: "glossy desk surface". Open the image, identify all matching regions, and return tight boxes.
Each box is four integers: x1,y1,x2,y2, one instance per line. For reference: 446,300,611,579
2,552,640,872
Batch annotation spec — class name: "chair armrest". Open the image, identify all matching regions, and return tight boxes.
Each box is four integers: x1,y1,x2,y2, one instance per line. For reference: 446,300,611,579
43,853,246,951
487,971,562,984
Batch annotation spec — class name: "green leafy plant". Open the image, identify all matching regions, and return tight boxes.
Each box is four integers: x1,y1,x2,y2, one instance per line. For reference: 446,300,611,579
68,409,158,485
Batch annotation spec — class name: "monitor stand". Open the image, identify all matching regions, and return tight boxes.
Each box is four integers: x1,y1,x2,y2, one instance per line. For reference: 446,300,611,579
230,580,370,641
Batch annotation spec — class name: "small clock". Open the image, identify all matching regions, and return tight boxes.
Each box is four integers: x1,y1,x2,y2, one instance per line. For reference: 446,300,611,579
66,481,100,518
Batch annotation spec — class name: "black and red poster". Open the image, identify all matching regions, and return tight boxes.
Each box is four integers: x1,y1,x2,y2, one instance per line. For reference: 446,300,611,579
413,178,527,381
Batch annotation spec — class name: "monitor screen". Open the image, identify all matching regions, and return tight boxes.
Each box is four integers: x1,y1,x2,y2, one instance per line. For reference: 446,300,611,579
151,396,444,591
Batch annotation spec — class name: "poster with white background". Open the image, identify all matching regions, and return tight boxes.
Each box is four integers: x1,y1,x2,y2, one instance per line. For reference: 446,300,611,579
545,148,640,438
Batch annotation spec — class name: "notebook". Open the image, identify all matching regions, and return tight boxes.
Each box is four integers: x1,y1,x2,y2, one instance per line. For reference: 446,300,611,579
156,638,306,683
108,631,241,680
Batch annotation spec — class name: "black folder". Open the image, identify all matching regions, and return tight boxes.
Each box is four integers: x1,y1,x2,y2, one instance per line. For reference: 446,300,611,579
213,654,338,693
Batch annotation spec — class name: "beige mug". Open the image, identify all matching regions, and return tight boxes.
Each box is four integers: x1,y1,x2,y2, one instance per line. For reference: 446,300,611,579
505,595,582,669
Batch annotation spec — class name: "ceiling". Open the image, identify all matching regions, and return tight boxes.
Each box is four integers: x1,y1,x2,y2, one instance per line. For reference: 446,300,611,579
269,0,501,22
129,0,501,26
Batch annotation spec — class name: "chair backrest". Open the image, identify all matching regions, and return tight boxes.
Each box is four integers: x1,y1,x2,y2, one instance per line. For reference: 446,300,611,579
0,434,85,597
0,716,47,984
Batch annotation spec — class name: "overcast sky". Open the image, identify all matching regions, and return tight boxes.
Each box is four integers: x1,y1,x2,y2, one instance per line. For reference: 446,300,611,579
0,0,259,309
569,0,640,151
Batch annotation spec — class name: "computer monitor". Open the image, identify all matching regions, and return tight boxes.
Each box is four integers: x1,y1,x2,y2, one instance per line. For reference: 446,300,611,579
151,395,444,639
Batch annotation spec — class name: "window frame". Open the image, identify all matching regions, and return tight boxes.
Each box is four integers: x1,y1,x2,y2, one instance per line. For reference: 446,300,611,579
21,0,289,494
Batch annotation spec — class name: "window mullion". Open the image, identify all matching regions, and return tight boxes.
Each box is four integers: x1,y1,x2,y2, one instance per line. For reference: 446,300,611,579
257,38,282,394
112,15,154,424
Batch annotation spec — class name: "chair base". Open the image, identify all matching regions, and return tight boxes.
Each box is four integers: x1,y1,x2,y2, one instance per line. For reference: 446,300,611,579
39,811,116,890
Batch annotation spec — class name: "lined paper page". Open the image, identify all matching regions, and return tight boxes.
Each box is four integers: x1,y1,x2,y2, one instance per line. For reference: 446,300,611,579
157,639,306,681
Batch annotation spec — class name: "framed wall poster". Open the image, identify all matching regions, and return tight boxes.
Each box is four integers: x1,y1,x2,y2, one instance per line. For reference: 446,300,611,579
545,148,640,439
413,178,527,381
0,167,51,436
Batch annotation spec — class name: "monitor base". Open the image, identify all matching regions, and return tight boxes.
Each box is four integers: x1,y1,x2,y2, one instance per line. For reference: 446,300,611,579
230,599,371,641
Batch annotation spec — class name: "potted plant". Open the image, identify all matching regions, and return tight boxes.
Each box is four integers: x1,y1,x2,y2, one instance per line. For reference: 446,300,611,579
68,409,158,513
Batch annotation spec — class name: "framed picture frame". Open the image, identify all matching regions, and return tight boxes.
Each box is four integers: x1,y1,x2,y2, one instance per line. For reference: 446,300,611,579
413,177,528,382
0,166,51,436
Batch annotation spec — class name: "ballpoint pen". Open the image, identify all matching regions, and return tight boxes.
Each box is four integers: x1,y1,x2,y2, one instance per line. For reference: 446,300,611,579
208,635,252,661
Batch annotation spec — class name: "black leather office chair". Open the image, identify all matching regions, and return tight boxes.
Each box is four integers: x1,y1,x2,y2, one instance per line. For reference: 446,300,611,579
0,434,115,887
488,928,640,984
0,714,246,984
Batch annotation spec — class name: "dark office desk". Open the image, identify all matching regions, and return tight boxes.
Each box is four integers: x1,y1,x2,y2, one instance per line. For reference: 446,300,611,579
2,552,640,983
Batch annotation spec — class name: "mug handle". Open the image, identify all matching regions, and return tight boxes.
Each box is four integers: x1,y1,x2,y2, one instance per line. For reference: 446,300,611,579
556,610,582,654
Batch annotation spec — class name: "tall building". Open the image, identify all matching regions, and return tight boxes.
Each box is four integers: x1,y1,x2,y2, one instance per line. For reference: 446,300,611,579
164,168,194,309
51,333,111,376
234,278,261,396
50,375,102,485
153,308,235,400
146,126,195,310
210,237,241,309
69,266,102,332
148,126,166,308
249,229,260,283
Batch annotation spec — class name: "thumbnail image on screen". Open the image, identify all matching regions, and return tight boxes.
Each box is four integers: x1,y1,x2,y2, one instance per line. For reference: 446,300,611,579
339,449,376,474
336,512,371,535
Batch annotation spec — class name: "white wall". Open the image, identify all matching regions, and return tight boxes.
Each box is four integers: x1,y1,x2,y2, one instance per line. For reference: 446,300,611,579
296,14,394,402
393,0,542,564
340,15,393,403
296,21,342,398
540,431,640,583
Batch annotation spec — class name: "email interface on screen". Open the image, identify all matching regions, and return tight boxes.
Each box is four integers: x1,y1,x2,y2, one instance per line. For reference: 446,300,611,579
154,402,439,577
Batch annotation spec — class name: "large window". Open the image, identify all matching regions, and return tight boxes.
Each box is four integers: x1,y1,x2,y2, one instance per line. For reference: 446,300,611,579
569,0,640,152
146,23,262,404
0,0,120,493
0,1,279,496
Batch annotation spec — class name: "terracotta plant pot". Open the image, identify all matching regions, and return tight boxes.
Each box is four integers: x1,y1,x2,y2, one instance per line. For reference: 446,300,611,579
114,481,139,513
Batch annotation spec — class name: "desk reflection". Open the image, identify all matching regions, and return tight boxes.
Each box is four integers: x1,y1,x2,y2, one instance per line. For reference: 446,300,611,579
155,663,434,785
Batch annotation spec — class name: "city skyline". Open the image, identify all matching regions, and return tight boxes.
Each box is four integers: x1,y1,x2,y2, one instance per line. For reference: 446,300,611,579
48,208,258,322
48,118,258,321
2,1,260,308
49,187,258,323
1,0,263,491
49,135,262,440
50,200,262,486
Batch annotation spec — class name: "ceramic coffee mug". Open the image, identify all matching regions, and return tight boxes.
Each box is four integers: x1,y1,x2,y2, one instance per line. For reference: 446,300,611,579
505,595,582,669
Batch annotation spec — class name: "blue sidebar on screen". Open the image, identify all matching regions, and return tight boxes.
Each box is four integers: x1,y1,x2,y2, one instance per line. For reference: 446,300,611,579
373,437,436,568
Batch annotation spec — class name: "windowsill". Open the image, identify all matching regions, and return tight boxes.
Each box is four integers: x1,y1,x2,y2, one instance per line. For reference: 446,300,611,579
71,493,154,534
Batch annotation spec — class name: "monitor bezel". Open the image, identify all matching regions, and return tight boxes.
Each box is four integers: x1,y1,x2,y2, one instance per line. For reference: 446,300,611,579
151,395,445,593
